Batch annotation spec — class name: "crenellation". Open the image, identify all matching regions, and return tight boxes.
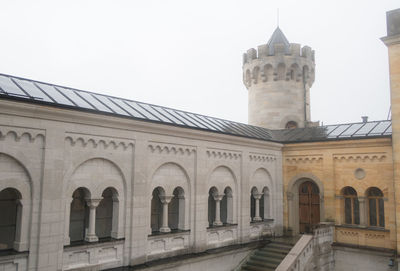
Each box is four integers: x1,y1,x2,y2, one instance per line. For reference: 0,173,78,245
290,43,301,56
301,46,312,58
257,44,268,58
247,48,257,60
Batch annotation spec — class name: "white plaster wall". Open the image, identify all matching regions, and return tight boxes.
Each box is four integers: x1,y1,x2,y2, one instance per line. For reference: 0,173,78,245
0,100,284,271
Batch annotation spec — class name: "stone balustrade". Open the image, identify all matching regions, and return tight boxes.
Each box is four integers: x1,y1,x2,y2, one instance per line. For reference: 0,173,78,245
276,223,334,271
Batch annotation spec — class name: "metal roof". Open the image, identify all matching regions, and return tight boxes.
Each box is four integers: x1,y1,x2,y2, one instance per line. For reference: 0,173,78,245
267,27,290,55
274,121,392,143
0,73,392,143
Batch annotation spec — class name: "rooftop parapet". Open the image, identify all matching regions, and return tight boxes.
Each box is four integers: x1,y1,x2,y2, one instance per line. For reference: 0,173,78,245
243,43,315,65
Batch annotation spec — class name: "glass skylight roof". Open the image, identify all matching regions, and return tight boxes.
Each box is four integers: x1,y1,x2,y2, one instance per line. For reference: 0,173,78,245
0,73,392,143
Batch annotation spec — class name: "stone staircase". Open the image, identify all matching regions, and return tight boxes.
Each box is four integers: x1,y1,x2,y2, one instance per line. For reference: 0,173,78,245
238,242,294,271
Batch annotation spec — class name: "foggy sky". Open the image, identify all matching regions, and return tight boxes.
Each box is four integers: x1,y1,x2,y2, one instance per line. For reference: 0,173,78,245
0,0,398,125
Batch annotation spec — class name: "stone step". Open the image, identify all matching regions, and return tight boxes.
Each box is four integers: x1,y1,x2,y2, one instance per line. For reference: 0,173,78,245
251,255,282,264
260,247,290,255
241,264,275,271
236,241,295,271
255,250,287,258
250,254,285,264
247,258,279,269
266,242,293,250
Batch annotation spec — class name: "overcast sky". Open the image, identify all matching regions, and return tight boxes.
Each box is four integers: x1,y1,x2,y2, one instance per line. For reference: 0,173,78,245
0,1,398,125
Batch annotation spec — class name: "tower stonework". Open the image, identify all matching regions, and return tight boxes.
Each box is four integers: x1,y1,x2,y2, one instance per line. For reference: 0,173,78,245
243,27,315,129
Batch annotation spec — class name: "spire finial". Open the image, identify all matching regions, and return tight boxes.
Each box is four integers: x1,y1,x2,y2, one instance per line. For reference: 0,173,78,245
277,8,279,27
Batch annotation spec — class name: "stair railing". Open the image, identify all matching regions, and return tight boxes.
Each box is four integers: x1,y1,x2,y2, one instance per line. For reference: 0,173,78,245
275,223,334,271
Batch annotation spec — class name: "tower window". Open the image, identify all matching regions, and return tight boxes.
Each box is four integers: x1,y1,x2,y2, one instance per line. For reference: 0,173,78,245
285,121,298,129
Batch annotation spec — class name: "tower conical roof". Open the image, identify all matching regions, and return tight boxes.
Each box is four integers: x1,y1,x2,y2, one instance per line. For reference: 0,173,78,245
267,27,290,55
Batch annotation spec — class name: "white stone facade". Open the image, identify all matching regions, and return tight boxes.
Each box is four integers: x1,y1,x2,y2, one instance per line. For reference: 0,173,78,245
0,99,283,271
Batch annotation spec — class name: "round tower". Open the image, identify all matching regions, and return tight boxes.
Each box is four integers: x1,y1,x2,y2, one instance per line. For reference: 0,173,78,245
243,27,315,129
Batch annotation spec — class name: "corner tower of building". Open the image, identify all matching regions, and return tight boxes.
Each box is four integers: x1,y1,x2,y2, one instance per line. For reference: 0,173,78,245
382,8,400,253
243,27,315,129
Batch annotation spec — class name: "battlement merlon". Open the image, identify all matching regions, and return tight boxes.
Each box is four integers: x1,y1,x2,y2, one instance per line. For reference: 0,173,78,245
242,43,315,65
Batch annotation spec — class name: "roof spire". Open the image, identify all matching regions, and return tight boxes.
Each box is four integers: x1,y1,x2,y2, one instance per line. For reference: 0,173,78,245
267,27,290,54
277,8,279,27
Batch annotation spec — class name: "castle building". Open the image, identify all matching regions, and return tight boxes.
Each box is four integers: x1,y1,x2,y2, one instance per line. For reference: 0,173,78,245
0,7,399,271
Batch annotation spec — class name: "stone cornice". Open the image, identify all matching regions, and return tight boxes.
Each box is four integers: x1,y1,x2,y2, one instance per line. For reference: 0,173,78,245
381,34,400,46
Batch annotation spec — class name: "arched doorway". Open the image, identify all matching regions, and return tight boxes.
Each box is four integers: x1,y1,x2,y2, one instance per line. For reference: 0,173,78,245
299,181,320,233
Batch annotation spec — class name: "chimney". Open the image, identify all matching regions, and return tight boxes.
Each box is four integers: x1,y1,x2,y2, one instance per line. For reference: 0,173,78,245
361,116,368,123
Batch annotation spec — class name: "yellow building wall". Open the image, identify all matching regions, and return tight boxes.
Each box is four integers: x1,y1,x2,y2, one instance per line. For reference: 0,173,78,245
283,138,395,250
383,28,400,252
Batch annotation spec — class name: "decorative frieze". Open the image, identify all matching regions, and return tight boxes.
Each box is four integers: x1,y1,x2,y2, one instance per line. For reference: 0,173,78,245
65,133,134,150
206,148,241,160
337,230,358,237
285,155,323,164
0,125,44,144
148,142,196,156
333,153,387,163
249,153,276,162
364,233,385,239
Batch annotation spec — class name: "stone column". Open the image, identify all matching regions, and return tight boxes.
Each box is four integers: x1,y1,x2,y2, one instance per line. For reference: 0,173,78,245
63,198,73,245
85,199,101,242
253,193,263,222
213,194,224,226
13,199,29,251
159,195,173,233
358,196,367,226
111,195,121,239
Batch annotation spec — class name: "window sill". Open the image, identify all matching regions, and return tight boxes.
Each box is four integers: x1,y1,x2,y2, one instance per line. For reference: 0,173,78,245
335,224,389,232
148,229,190,239
250,218,274,225
64,237,125,250
0,249,28,260
207,223,238,231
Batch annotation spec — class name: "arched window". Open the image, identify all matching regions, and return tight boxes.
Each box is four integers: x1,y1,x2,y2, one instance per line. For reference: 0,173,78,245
250,187,258,221
208,187,218,226
0,188,21,250
151,187,164,232
221,187,233,224
69,188,90,243
303,66,309,83
252,66,260,84
169,187,185,230
342,187,359,225
261,187,270,219
285,121,298,129
96,188,117,239
263,64,273,82
367,187,384,227
277,63,286,80
245,69,251,87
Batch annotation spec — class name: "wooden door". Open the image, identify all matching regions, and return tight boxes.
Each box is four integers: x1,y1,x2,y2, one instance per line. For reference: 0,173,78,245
299,181,320,233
